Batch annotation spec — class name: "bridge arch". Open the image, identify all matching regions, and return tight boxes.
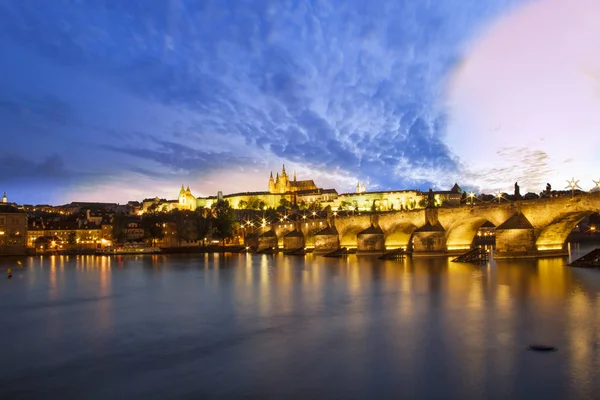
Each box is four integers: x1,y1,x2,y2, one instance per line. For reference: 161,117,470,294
445,217,496,251
339,224,366,248
536,211,596,251
384,222,418,249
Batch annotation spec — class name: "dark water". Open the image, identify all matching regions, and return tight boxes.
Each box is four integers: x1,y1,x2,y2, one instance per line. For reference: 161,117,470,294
1,246,600,399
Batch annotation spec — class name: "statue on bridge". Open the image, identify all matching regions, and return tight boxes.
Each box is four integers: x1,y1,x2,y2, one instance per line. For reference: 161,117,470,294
546,183,552,197
427,188,435,208
514,182,522,200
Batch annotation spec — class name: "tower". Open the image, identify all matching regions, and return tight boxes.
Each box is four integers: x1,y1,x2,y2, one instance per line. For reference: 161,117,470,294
1,192,6,203
178,185,186,204
269,172,275,193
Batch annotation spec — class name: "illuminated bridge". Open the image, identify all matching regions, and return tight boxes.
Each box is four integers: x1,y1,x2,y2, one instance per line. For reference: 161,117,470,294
255,192,600,258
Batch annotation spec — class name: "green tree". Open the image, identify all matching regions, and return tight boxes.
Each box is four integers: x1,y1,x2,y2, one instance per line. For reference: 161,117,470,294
278,198,292,212
339,200,352,210
307,201,322,213
211,200,237,248
238,200,248,209
245,196,265,210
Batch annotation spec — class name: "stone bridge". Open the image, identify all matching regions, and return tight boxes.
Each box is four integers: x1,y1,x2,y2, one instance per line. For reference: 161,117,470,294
254,192,600,258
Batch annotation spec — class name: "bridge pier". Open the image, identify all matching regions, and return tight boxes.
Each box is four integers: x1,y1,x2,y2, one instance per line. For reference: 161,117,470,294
493,213,552,258
356,224,385,255
412,222,447,256
283,230,305,251
258,229,278,252
313,225,340,255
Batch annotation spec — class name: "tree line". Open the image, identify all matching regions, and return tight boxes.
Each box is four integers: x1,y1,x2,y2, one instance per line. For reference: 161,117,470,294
112,200,237,247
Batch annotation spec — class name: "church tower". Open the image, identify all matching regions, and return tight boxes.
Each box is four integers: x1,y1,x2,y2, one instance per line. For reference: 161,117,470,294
268,172,275,193
1,192,6,203
279,164,289,193
178,185,186,205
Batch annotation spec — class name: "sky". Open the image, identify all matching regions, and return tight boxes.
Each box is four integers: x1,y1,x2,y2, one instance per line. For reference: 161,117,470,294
0,0,599,205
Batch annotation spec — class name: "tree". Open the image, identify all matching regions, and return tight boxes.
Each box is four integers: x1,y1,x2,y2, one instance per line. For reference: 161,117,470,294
170,210,197,246
339,200,352,210
245,196,265,210
194,208,213,247
278,198,292,212
141,212,165,246
307,201,322,213
111,214,128,244
211,200,237,248
238,200,248,209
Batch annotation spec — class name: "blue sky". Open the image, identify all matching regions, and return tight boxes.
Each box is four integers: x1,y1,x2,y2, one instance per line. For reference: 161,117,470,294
1,0,598,205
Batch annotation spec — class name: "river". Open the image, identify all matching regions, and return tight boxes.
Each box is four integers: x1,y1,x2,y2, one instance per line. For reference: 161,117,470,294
1,245,599,399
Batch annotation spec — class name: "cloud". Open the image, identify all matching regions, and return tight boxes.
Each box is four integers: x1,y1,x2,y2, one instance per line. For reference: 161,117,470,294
0,0,524,203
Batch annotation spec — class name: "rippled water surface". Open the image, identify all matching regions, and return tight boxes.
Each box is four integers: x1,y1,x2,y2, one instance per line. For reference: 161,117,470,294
1,246,600,399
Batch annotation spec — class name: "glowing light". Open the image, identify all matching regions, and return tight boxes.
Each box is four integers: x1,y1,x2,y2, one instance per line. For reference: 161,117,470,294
447,245,471,251
537,244,563,251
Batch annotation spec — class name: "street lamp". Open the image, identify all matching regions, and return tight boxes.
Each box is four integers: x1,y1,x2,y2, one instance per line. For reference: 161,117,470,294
495,191,503,204
468,192,475,207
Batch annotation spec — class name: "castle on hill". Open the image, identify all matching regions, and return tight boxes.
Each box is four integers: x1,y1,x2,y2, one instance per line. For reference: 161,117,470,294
268,165,318,194
138,164,463,214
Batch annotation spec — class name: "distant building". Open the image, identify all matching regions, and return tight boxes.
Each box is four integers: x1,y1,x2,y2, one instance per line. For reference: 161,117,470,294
140,185,197,213
27,220,106,250
0,203,28,256
356,182,367,194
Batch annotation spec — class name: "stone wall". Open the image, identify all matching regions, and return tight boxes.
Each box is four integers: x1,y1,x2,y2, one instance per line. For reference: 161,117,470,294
357,233,385,253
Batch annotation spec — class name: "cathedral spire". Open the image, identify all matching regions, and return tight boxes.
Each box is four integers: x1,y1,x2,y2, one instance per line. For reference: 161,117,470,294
282,164,286,176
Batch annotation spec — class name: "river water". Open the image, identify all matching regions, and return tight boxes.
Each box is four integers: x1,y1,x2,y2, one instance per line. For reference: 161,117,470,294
1,245,600,399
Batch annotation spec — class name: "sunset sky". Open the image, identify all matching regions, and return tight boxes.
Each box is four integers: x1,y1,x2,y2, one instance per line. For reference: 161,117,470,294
1,0,599,205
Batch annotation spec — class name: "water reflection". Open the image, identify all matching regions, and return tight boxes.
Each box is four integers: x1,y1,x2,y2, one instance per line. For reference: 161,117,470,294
0,250,599,398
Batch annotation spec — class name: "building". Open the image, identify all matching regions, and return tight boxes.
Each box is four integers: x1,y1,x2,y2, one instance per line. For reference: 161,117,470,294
140,185,197,214
27,220,106,250
125,222,145,242
268,165,318,194
0,203,27,256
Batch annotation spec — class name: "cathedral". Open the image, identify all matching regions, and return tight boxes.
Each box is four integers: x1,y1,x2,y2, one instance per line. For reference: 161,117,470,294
268,165,318,194
177,185,197,211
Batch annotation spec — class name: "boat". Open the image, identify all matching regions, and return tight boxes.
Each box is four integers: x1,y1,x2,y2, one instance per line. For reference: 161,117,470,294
95,244,162,255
